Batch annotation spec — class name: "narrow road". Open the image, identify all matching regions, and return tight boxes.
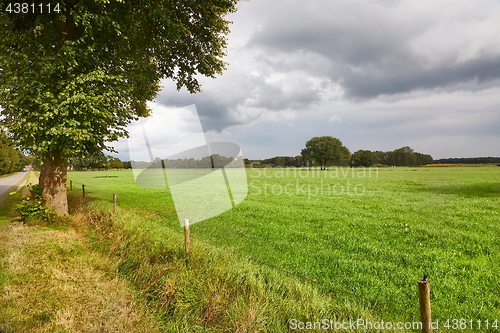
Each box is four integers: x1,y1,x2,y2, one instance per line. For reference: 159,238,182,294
0,172,28,204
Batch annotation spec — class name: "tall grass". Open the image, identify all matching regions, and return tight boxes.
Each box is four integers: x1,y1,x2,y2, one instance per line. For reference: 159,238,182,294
73,197,381,332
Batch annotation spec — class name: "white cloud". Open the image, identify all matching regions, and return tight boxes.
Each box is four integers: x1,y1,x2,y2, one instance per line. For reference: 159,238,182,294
127,104,206,162
328,115,341,123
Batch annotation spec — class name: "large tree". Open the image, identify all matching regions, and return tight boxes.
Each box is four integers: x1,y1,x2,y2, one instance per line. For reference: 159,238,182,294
0,0,238,215
302,136,351,170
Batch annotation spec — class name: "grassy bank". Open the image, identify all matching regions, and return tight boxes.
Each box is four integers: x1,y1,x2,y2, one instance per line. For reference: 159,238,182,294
0,172,161,333
74,194,379,332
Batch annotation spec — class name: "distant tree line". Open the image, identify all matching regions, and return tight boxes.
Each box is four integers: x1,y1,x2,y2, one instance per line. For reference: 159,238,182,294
0,130,29,175
69,136,498,171
371,146,434,167
433,157,500,164
70,153,125,171
134,155,244,169
71,154,244,170
245,137,435,168
244,156,305,168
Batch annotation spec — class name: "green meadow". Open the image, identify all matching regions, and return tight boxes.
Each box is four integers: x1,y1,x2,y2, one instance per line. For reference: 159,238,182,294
67,166,500,330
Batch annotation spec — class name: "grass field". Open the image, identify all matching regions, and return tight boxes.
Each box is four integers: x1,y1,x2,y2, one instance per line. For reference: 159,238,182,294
66,166,500,330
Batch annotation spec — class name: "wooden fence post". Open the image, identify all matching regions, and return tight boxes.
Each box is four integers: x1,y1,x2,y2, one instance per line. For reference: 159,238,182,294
184,219,190,256
418,277,432,333
113,193,117,214
82,184,85,198
70,180,73,191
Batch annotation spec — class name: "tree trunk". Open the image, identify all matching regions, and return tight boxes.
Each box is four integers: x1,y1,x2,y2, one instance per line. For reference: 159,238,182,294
39,151,68,216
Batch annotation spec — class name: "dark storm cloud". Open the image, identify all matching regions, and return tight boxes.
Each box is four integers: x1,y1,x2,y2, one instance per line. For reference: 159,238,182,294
248,0,500,99
343,56,500,99
154,67,323,132
155,86,238,132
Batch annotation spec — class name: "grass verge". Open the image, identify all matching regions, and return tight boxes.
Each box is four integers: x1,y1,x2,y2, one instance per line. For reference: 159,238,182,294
0,173,161,333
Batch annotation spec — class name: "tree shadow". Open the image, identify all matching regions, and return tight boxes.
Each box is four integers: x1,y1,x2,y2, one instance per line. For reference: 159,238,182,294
417,182,500,198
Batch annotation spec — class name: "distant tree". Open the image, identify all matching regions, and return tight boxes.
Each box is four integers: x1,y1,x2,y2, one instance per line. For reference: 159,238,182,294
0,147,11,175
0,130,25,174
274,156,285,167
7,148,19,173
351,150,378,167
188,158,198,168
294,155,304,167
18,151,32,170
415,153,433,166
392,146,416,166
303,136,351,170
152,157,163,169
212,154,234,168
373,151,389,165
69,153,107,170
372,147,432,166
301,148,313,167
433,157,500,164
108,157,124,170
244,147,435,168
253,156,301,167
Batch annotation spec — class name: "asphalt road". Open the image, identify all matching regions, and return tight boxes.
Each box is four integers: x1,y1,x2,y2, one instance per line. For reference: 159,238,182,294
0,172,28,204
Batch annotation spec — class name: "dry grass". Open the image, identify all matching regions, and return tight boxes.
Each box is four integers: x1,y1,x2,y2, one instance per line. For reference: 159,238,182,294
0,221,161,333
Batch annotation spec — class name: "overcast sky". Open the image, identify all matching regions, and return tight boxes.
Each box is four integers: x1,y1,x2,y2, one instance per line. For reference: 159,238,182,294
116,0,500,161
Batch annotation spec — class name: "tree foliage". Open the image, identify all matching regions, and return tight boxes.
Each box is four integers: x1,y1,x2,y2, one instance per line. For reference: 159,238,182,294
69,152,108,170
108,156,124,170
0,0,239,214
374,147,433,166
434,157,500,164
0,130,26,174
245,156,305,168
351,150,378,167
302,136,351,169
132,155,243,169
244,146,436,169
0,0,238,158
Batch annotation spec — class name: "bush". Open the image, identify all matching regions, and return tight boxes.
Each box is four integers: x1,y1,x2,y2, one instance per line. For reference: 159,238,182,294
28,183,43,199
15,197,55,223
11,183,60,224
